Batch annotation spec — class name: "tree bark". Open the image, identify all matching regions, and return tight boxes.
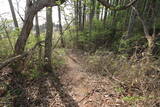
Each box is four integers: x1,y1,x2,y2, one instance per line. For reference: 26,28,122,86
14,0,65,55
96,1,100,20
103,7,108,27
44,7,53,72
132,6,156,56
58,6,65,47
8,0,19,28
126,8,136,38
15,10,35,54
35,13,40,38
34,0,42,64
82,0,86,30
89,0,96,37
79,0,82,31
74,0,79,46
100,7,104,21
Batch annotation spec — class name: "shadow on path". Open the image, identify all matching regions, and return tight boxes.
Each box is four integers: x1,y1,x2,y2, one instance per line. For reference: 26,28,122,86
48,72,79,107
9,71,79,107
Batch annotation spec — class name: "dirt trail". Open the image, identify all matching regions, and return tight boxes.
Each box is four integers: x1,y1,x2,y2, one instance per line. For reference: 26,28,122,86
0,51,126,107
59,52,125,107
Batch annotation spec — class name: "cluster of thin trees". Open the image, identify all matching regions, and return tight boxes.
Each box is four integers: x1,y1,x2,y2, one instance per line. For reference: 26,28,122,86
1,0,159,71
73,0,160,55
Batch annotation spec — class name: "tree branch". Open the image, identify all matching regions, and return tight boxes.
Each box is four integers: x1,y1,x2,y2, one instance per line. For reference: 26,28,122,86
97,0,138,10
132,6,150,36
0,41,44,70
31,0,66,13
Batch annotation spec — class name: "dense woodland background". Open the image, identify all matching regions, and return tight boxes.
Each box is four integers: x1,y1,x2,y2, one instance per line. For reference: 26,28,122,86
0,0,160,106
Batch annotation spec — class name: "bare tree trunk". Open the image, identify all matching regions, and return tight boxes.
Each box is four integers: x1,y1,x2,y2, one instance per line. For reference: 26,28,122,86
132,6,156,56
126,8,136,38
100,7,104,21
58,6,65,47
15,11,35,54
8,0,19,28
44,7,53,72
103,7,108,27
34,0,42,64
74,0,79,46
142,0,149,16
96,1,100,20
79,0,82,31
82,0,86,30
89,0,96,37
14,0,65,55
35,14,40,38
126,0,141,38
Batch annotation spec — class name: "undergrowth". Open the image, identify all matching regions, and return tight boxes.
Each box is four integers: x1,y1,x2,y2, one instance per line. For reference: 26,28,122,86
82,50,160,106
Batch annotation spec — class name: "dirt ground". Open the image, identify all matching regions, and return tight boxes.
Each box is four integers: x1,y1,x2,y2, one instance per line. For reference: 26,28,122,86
59,53,125,107
0,51,127,107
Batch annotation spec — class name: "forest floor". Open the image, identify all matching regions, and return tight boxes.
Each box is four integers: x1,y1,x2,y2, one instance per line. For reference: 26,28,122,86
58,51,126,107
0,50,132,107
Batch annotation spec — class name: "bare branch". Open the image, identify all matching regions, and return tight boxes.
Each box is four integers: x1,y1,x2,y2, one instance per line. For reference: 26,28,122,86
53,18,75,49
132,6,150,36
97,0,138,10
16,10,24,22
31,0,66,13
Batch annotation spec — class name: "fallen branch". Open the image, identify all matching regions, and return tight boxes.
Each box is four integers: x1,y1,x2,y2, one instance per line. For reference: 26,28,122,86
0,18,74,70
0,41,44,70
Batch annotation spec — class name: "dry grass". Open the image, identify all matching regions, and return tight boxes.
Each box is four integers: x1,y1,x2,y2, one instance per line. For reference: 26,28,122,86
82,50,160,106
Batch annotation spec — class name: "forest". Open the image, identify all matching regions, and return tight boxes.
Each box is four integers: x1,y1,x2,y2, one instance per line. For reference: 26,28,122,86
0,0,160,106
